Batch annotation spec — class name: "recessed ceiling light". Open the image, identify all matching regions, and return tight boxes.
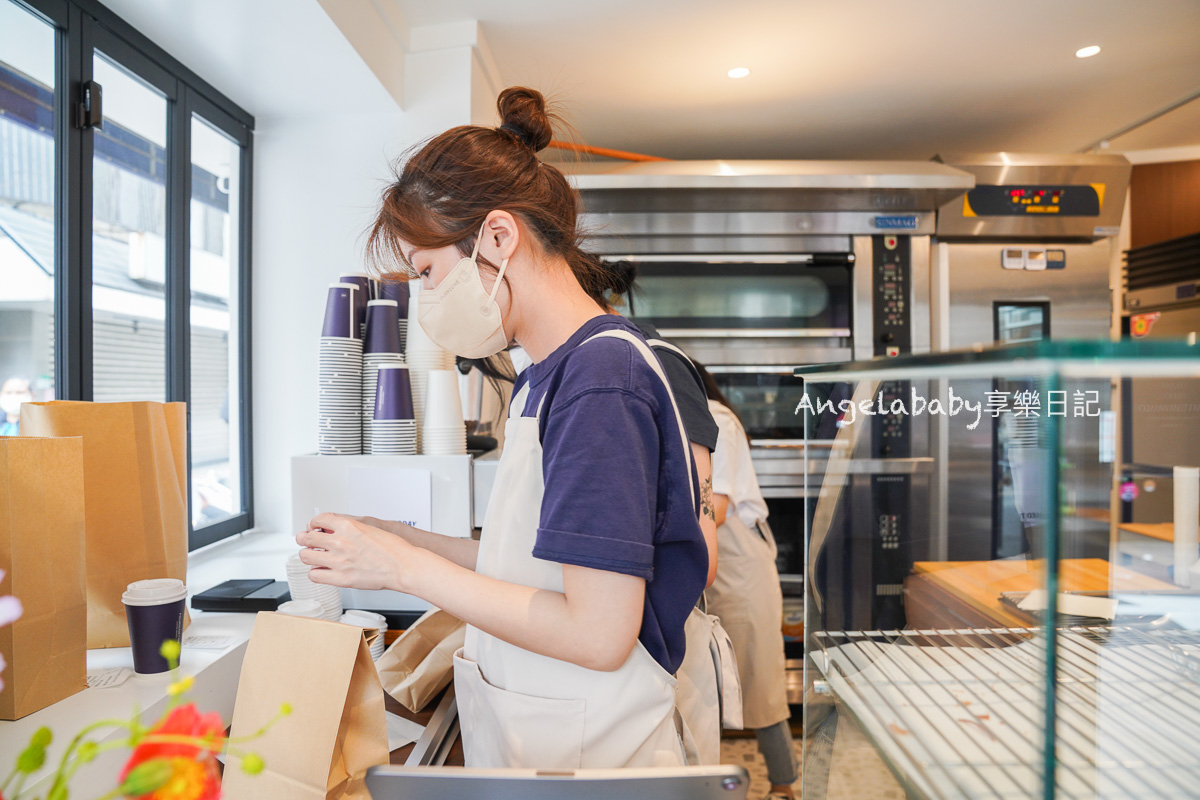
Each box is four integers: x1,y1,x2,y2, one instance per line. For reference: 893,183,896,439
1075,45,1101,58
727,67,750,79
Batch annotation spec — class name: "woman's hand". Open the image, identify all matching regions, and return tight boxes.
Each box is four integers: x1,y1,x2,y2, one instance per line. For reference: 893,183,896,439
295,513,420,591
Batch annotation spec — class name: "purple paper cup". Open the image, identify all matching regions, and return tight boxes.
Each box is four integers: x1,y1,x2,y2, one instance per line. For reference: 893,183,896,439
122,579,187,674
339,273,372,316
379,279,410,317
321,283,361,339
364,300,402,354
375,365,415,420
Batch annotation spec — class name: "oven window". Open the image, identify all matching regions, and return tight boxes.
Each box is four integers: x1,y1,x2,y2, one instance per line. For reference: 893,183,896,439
711,373,850,440
626,263,850,330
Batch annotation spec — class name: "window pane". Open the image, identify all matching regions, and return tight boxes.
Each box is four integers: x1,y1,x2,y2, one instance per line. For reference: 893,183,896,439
0,0,56,433
91,53,167,403
190,115,242,528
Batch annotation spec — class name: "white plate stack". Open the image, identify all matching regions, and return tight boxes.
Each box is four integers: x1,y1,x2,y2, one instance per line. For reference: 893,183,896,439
318,336,363,455
285,553,343,621
405,281,456,451
341,610,388,660
371,364,418,455
422,369,467,455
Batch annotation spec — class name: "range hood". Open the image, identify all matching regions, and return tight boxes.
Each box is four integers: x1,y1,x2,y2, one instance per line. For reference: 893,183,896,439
559,160,975,254
564,159,974,213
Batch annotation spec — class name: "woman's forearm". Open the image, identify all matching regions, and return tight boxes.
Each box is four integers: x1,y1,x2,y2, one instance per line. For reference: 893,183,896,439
367,517,480,570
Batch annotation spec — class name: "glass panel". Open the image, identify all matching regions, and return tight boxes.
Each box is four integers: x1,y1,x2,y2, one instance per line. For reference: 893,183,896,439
189,115,241,528
91,53,167,402
0,0,56,432
799,346,1200,800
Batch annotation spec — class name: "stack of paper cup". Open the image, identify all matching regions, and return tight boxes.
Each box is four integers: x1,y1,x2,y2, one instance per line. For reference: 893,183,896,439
285,553,342,621
341,609,388,660
371,364,417,455
318,282,363,455
422,369,467,455
362,300,404,452
277,599,325,618
338,273,373,339
379,280,410,357
405,281,456,451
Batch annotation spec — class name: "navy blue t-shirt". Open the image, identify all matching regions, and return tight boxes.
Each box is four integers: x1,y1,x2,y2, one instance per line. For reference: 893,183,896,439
512,315,708,674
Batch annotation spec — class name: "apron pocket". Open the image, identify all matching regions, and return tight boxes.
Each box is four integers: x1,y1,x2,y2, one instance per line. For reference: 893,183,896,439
453,649,586,769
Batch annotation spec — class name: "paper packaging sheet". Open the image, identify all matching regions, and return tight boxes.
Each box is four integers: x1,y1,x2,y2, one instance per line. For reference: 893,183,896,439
19,401,190,648
223,612,389,800
0,436,88,719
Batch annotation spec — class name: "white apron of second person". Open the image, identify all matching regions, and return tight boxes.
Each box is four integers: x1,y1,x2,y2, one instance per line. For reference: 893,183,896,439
453,329,702,769
705,400,791,731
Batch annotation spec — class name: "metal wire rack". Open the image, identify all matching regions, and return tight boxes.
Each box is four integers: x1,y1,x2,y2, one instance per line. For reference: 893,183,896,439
811,626,1200,799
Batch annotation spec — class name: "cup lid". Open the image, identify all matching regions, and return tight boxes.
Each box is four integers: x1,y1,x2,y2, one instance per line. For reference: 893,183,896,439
277,599,325,618
123,578,187,606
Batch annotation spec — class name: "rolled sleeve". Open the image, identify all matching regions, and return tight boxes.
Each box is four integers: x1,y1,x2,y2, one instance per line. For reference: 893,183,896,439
534,388,662,580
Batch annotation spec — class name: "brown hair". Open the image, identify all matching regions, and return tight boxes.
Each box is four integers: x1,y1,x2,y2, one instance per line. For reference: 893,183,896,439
366,87,609,301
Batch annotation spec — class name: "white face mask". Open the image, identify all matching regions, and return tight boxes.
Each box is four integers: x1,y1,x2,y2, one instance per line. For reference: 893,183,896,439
417,222,510,359
0,396,25,416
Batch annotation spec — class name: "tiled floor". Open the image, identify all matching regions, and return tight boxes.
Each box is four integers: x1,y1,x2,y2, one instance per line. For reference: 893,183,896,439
720,734,802,800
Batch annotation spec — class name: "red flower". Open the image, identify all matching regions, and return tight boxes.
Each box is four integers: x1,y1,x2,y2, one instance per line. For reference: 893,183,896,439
119,703,225,800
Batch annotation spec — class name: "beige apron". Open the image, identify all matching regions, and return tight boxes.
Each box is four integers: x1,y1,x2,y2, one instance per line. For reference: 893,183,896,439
453,329,696,769
706,511,791,730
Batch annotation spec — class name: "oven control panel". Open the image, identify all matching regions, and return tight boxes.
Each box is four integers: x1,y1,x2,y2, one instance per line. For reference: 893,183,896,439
872,234,911,358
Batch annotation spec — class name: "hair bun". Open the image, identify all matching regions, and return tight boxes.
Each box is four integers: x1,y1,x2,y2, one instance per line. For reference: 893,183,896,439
496,87,554,152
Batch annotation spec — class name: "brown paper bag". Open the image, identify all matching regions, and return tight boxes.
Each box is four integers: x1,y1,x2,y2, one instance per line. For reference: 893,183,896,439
0,436,88,720
223,612,389,800
19,401,189,648
376,608,465,712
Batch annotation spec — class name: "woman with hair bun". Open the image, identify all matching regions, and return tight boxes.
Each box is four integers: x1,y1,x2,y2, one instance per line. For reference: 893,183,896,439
296,88,709,769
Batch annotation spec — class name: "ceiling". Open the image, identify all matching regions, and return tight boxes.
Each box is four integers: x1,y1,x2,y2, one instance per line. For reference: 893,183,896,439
391,0,1200,160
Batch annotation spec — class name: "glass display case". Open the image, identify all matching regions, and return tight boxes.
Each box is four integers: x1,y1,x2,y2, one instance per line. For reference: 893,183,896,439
797,341,1200,800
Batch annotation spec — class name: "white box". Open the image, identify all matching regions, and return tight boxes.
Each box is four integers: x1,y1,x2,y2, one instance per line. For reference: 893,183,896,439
291,454,474,611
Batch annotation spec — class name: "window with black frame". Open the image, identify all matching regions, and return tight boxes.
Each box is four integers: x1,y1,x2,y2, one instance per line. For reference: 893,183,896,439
1,0,254,549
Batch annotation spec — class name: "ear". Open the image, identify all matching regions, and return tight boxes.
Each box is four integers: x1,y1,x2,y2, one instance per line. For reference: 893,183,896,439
481,210,519,263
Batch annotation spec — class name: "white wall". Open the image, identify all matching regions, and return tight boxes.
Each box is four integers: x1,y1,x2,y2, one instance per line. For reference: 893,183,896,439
251,108,405,533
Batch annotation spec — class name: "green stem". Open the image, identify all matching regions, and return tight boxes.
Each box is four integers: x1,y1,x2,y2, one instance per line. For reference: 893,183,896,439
1,764,18,793
46,718,138,797
9,768,28,799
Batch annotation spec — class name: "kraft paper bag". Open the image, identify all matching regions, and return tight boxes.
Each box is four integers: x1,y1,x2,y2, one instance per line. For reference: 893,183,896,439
223,612,389,800
375,608,465,712
0,436,88,720
19,401,189,648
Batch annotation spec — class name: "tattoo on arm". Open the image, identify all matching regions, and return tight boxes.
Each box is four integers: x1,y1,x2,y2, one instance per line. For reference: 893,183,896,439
700,476,715,522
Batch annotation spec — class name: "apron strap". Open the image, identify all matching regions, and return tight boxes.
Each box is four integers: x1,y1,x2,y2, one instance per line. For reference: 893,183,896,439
581,330,696,510
509,382,532,419
644,338,688,361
